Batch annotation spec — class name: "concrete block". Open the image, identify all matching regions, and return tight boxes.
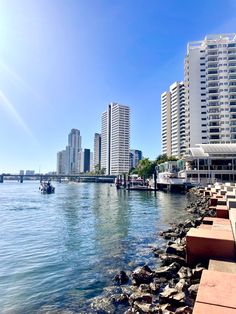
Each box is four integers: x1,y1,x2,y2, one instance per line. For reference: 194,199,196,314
229,208,236,241
227,199,236,209
209,259,236,273
186,228,235,265
193,302,236,314
196,270,236,308
216,205,229,219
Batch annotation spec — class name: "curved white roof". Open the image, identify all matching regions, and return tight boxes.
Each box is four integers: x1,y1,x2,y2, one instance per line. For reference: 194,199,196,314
187,144,236,157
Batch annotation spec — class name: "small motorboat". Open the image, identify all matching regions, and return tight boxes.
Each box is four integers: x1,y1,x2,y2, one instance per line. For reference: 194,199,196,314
40,181,55,194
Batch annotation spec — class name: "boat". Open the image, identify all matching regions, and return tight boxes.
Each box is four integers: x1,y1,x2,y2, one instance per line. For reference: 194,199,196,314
40,181,55,194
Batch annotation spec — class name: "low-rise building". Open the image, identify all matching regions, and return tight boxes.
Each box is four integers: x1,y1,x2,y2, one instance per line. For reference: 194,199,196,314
182,144,236,183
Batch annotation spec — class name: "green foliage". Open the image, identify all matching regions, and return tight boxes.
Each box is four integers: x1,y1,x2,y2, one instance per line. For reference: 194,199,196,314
136,158,156,178
155,154,178,164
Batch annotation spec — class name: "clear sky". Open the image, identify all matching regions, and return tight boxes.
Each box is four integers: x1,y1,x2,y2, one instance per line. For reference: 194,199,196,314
0,0,236,173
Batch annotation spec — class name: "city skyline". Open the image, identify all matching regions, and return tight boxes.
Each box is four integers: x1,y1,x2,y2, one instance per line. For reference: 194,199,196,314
1,0,236,173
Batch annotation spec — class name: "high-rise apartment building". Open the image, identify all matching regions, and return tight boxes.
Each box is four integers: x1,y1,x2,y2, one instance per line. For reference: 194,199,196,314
67,128,82,174
185,34,236,148
161,91,171,156
101,102,130,175
93,133,101,171
57,150,66,175
161,82,186,157
130,149,142,169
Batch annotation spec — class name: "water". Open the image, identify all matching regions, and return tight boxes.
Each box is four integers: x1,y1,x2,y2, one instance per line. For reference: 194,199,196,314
0,181,190,313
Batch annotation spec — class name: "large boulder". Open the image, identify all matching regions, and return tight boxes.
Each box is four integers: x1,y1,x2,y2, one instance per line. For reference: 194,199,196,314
132,265,154,285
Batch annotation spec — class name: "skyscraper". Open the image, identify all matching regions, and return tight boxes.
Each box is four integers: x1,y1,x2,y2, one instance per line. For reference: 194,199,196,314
130,149,142,169
67,128,82,174
161,82,186,157
101,102,130,175
185,34,236,148
93,133,101,171
57,150,66,175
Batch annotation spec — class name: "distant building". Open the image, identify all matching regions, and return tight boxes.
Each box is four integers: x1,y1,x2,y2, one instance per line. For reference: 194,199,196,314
67,129,82,174
93,133,101,171
25,170,35,175
57,150,66,175
161,82,186,158
90,152,94,172
130,149,142,169
19,170,24,175
101,102,130,175
79,149,91,173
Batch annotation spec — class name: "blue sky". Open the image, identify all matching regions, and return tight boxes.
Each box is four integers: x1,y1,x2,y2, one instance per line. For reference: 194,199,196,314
0,0,236,173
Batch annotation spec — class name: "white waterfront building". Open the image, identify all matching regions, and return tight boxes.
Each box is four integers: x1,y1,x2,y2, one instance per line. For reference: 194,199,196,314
161,82,186,157
101,102,130,175
185,33,236,148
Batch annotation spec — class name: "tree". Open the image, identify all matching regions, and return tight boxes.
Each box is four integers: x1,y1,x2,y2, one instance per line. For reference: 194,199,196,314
155,154,177,165
136,158,156,178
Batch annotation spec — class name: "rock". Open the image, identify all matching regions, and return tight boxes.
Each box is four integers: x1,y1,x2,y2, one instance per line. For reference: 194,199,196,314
188,284,199,299
114,270,129,285
121,285,138,296
150,280,160,293
139,284,152,293
154,262,181,279
159,288,178,303
91,296,116,313
129,292,153,305
159,254,187,267
111,293,129,304
175,305,193,313
177,267,192,279
132,265,154,285
192,267,205,280
175,279,188,292
166,244,186,257
152,247,165,257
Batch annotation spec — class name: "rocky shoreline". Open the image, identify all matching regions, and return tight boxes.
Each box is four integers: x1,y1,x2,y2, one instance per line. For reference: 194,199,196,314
88,188,214,314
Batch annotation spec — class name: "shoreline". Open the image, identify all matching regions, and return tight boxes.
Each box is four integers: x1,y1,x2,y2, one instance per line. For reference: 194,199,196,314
86,188,212,314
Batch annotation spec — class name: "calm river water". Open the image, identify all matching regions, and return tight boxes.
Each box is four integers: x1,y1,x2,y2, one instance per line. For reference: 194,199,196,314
0,181,190,313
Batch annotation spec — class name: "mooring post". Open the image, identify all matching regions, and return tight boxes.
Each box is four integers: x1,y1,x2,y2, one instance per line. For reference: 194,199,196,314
0,175,4,183
20,175,24,183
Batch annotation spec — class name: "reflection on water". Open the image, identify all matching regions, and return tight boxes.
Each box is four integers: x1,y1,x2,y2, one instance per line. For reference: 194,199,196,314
0,181,189,313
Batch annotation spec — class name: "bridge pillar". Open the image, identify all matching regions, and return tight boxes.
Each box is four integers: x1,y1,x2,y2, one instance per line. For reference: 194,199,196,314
20,175,24,183
0,175,4,183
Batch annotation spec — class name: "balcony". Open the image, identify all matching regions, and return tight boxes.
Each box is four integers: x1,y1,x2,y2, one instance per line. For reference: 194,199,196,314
207,82,218,87
208,89,219,94
209,135,220,139
209,121,220,126
208,70,218,75
208,96,218,100
230,101,236,106
231,115,236,119
208,101,219,107
209,128,220,133
231,127,236,133
229,75,236,80
209,115,220,120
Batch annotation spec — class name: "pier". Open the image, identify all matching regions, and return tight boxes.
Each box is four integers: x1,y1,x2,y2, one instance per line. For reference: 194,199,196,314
0,174,116,183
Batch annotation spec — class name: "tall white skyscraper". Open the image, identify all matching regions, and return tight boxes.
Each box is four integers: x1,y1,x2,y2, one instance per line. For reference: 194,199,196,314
161,82,186,157
185,34,236,148
67,128,82,174
101,102,130,175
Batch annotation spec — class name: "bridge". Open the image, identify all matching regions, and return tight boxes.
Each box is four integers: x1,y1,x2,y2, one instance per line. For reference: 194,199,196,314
0,174,116,184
